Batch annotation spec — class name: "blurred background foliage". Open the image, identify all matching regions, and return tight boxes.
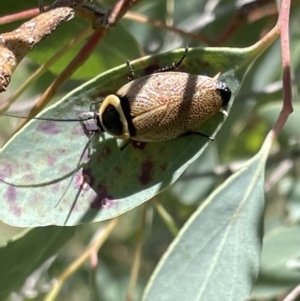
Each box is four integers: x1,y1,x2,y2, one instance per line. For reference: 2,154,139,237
0,0,299,300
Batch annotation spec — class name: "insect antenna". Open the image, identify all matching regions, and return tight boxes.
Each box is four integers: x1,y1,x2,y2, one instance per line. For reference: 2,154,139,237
0,112,97,122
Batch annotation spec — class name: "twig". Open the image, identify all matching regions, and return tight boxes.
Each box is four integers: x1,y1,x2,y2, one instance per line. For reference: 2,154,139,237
105,0,142,27
0,26,93,113
125,11,212,45
270,0,292,138
0,0,91,92
0,7,74,92
216,0,277,45
44,218,119,301
283,283,300,301
20,0,143,128
126,205,146,301
0,8,40,25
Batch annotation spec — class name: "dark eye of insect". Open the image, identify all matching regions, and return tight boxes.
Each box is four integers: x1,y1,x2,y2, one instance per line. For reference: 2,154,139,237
102,104,124,135
217,82,232,106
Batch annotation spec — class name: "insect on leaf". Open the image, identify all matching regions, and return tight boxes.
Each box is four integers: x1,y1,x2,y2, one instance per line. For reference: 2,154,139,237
0,46,269,226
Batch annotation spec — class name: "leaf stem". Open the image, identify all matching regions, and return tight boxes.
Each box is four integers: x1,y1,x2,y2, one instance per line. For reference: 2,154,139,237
153,197,179,236
282,283,300,301
126,205,147,301
271,0,293,137
44,218,118,301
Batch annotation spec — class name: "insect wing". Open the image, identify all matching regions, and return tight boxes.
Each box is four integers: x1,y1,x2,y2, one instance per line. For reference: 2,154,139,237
116,72,227,141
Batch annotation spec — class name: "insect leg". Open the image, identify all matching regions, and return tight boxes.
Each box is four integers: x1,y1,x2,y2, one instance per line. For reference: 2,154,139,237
213,72,221,80
120,139,131,150
39,0,44,12
181,131,214,141
219,108,228,116
126,60,135,82
154,46,189,73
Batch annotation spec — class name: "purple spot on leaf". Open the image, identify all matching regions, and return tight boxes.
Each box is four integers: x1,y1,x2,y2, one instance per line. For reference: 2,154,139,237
138,159,154,186
74,172,92,192
12,206,21,217
0,163,13,179
90,184,114,210
131,141,147,150
6,186,17,202
36,121,61,135
59,164,72,174
51,183,60,193
71,125,84,136
25,174,35,182
47,155,56,166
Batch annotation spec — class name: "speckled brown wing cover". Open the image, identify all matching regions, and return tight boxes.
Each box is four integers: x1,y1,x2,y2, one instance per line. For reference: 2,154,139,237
116,72,225,142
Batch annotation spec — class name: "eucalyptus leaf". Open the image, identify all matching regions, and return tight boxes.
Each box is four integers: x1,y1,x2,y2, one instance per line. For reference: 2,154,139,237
253,225,300,299
142,136,269,301
0,226,75,300
258,102,300,139
0,45,271,226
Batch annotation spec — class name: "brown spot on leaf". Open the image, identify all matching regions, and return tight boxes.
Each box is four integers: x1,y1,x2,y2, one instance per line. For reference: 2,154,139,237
113,166,122,176
90,184,114,210
97,146,112,162
138,159,154,186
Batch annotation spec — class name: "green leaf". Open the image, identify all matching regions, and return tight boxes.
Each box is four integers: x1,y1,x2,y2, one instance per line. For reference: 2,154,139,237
253,225,300,299
0,44,275,226
0,226,75,300
0,1,141,80
258,102,300,140
142,138,268,301
170,143,219,205
28,20,142,79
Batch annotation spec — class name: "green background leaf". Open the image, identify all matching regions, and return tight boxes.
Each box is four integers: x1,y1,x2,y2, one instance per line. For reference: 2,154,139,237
142,139,268,301
0,226,75,300
253,225,300,299
0,0,141,80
